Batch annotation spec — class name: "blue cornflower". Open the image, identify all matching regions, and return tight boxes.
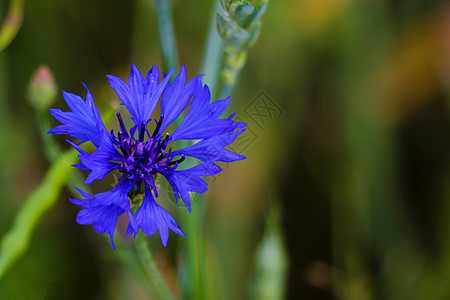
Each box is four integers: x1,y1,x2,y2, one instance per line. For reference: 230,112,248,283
49,65,246,248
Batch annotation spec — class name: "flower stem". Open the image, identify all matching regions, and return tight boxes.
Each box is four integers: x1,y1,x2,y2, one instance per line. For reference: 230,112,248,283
183,199,207,300
134,234,175,300
155,0,178,71
200,0,223,97
217,82,235,101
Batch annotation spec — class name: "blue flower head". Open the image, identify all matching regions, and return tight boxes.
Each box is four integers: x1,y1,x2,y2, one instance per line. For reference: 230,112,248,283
49,65,246,248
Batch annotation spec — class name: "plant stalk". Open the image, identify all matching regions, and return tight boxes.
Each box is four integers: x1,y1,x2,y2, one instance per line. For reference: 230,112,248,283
155,0,179,71
135,234,176,300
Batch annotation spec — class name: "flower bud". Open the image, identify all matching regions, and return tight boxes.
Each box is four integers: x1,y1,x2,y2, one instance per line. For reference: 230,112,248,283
27,65,57,110
217,0,268,86
217,11,251,51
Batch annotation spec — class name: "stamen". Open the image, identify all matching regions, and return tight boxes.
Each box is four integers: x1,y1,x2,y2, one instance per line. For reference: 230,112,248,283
167,161,179,170
157,133,170,151
152,114,164,138
163,133,170,149
139,122,146,142
169,154,185,166
116,112,129,137
155,153,164,163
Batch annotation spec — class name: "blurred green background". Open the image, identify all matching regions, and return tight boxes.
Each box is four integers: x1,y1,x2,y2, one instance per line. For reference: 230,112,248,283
0,0,449,299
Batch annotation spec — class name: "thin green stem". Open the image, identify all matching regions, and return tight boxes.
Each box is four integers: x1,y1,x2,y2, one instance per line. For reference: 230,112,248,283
134,234,175,300
37,109,60,160
155,0,178,71
217,82,235,100
200,0,223,97
110,241,156,298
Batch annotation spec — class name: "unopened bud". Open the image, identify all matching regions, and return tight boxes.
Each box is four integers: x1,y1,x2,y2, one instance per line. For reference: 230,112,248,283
217,11,251,51
27,65,57,110
218,0,268,86
229,2,255,25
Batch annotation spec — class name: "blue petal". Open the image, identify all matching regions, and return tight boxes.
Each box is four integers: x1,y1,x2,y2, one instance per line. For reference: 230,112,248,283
92,181,135,211
182,77,209,121
160,163,222,212
48,84,106,147
172,129,247,163
170,83,245,141
142,65,174,127
77,204,124,249
78,133,122,184
127,186,186,247
208,97,232,119
74,186,93,198
72,182,137,249
107,65,174,129
172,119,239,141
158,66,199,134
65,139,92,172
69,187,93,207
128,64,145,114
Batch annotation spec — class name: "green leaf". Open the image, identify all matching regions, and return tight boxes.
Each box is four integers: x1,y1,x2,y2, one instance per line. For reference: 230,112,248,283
0,149,78,279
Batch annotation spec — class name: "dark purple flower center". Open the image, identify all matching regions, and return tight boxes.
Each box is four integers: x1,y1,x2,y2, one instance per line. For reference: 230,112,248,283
114,113,185,189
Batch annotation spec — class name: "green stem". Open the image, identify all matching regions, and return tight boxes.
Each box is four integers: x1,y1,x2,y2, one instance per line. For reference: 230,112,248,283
200,0,223,97
37,110,60,159
134,234,175,300
217,82,235,100
155,0,178,71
